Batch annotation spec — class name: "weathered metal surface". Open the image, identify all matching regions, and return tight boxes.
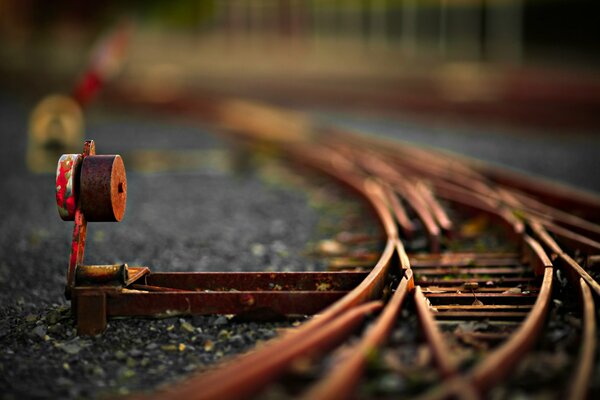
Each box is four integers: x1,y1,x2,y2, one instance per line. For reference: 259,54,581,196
65,140,95,294
55,153,82,220
408,252,520,268
302,270,414,400
107,290,349,317
75,264,128,286
568,278,597,400
414,285,458,378
80,155,127,222
75,291,107,336
144,271,368,292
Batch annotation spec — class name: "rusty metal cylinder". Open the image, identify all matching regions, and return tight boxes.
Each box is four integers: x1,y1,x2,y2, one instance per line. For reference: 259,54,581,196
80,155,127,222
75,264,129,286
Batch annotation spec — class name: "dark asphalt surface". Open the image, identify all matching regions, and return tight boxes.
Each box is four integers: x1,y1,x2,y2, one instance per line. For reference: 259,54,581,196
0,91,361,399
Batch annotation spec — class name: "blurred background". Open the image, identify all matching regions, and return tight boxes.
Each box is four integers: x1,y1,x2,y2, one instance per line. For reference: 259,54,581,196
1,0,599,191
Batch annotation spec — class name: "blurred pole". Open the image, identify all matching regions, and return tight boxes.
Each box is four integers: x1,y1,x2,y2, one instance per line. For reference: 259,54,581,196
486,0,523,64
342,0,361,40
439,0,448,59
453,0,482,61
311,0,322,49
369,0,388,50
401,0,417,58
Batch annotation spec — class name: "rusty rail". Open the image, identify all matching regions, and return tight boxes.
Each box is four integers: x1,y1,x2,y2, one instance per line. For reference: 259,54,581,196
46,77,600,398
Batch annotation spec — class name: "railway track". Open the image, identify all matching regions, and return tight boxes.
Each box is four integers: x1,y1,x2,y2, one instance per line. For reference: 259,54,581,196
28,24,599,399
98,96,598,399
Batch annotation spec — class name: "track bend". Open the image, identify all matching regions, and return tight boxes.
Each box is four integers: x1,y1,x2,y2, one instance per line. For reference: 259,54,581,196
114,98,600,399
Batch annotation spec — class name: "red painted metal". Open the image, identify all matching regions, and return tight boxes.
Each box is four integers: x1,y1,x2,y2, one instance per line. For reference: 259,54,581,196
65,140,95,295
72,21,131,107
55,154,82,220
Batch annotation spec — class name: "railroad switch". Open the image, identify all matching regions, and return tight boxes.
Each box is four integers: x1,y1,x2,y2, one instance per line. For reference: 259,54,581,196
57,140,364,335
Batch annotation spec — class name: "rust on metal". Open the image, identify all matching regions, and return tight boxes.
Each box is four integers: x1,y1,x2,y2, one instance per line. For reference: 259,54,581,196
75,291,107,336
303,270,413,400
55,154,83,220
80,155,127,222
75,264,128,286
144,271,368,292
414,285,458,378
65,140,95,294
568,278,597,400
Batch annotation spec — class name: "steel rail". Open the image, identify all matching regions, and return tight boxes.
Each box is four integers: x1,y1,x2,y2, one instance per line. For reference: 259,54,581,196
530,220,600,296
301,269,413,400
568,278,597,400
528,220,598,399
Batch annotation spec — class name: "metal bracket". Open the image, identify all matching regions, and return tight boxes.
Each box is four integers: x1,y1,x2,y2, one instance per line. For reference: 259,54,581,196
57,140,364,335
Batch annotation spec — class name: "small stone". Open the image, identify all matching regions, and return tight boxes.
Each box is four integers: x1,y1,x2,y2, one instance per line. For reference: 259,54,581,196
31,325,46,339
63,362,70,371
146,343,158,350
56,377,73,386
25,314,37,323
251,243,266,257
218,330,231,340
166,325,175,332
214,316,228,326
203,340,214,352
161,344,178,352
126,357,137,368
180,321,195,333
46,311,59,325
48,323,64,334
115,350,127,360
130,348,142,357
377,373,404,393
178,343,186,352
60,342,82,355
120,368,136,379
316,239,346,256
